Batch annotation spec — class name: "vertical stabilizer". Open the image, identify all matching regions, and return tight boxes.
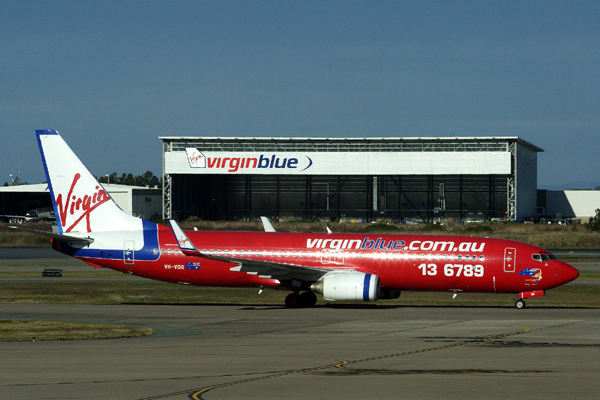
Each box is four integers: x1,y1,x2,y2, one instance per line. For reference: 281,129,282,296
36,130,142,234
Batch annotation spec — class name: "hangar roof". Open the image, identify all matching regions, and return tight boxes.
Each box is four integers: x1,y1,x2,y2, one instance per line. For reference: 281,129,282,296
159,136,544,153
0,183,159,194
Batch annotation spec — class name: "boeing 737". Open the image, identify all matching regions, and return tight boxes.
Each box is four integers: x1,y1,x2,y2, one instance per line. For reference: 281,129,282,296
1,207,55,223
12,130,579,308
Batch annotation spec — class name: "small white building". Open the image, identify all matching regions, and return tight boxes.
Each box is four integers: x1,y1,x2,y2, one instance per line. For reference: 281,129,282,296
0,183,162,220
543,190,600,222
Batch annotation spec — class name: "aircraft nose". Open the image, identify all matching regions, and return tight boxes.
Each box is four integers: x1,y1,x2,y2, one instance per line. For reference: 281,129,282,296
559,262,579,284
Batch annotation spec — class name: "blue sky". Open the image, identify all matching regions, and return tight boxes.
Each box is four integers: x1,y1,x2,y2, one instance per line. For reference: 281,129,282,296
1,1,599,189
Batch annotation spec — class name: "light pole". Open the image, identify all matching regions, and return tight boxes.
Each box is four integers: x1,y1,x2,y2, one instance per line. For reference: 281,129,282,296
105,174,109,185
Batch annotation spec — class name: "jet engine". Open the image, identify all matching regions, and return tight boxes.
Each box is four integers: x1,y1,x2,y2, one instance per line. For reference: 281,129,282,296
310,271,380,302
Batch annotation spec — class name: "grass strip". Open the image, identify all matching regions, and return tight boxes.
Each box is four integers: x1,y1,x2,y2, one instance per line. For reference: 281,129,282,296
4,221,600,249
1,282,599,308
0,320,153,342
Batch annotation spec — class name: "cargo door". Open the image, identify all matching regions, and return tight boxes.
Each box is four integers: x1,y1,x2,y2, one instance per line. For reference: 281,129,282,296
504,247,516,272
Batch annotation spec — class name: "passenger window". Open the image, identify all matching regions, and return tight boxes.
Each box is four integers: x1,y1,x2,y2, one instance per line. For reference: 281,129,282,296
457,255,462,261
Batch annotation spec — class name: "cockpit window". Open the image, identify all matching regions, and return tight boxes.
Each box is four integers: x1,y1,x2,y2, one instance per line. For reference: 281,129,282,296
532,253,557,262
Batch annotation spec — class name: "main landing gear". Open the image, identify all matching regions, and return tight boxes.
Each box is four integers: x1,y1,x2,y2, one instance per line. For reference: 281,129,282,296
285,291,317,308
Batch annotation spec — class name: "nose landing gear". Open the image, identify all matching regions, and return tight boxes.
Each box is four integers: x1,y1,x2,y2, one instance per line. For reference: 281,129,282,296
515,290,545,309
515,299,525,309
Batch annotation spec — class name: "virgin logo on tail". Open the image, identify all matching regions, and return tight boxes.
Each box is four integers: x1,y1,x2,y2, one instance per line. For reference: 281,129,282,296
55,173,111,232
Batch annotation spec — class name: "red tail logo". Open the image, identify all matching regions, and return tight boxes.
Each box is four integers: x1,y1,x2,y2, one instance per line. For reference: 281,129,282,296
55,174,111,232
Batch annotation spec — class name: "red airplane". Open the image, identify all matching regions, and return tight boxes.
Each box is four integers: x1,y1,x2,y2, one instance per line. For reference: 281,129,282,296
13,130,579,308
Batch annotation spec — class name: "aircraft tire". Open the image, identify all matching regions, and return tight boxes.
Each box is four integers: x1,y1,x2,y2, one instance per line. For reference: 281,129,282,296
285,292,301,308
300,291,317,307
515,299,526,309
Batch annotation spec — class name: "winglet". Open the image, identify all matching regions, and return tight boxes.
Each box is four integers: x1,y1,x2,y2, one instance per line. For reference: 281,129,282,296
260,216,276,232
168,219,200,254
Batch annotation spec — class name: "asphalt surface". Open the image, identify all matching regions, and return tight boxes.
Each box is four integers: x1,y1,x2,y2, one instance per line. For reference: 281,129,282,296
1,304,599,400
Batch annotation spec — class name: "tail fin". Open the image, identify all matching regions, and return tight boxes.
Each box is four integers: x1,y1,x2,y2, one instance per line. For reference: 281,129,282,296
36,130,142,234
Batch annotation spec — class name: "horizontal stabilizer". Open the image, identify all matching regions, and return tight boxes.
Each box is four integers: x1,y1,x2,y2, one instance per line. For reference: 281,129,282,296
8,226,94,245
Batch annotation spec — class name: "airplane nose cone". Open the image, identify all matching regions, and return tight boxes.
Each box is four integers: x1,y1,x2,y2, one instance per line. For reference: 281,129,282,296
560,262,579,284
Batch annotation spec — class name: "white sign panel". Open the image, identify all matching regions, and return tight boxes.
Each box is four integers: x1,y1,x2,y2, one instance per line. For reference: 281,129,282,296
165,150,511,175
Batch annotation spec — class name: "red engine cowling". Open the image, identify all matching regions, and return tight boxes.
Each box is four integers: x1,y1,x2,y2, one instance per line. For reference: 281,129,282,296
311,271,380,302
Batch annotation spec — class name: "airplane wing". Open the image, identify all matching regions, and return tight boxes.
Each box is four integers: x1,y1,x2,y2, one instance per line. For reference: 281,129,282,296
8,226,94,246
168,219,330,282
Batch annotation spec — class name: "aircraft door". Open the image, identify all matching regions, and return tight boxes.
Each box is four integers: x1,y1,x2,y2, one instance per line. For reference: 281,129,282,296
124,241,135,265
504,247,516,272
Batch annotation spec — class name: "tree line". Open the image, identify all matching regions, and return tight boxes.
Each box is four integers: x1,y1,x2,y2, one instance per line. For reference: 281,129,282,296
97,171,161,187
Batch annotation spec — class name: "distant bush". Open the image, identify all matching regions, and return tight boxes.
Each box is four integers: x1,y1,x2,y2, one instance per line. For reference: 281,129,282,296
364,223,400,233
585,209,600,231
464,224,494,233
425,223,445,231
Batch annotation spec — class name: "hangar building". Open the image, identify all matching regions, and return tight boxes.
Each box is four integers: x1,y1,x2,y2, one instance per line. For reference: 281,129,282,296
161,137,543,223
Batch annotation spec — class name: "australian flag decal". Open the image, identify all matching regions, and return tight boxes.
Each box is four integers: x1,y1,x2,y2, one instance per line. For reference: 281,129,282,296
518,268,542,282
186,262,201,270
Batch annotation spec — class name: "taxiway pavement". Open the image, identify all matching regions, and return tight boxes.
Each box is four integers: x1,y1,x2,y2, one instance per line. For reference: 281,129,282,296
1,304,598,400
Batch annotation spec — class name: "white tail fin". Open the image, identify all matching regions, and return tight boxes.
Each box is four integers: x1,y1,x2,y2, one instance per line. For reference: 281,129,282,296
37,130,142,234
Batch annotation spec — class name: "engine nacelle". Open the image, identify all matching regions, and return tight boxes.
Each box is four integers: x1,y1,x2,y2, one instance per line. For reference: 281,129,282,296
311,271,380,302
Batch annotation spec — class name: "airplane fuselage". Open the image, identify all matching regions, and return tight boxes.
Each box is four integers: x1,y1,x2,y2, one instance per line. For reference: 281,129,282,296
56,225,578,297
